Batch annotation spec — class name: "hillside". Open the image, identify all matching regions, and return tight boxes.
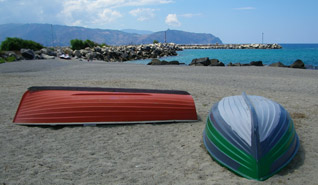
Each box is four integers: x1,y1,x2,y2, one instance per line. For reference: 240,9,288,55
138,29,222,45
0,23,222,46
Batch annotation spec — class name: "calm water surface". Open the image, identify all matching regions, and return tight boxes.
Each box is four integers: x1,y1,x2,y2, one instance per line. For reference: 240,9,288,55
129,44,318,66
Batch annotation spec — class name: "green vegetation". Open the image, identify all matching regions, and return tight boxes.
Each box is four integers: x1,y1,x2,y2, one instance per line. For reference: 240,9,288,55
70,39,107,50
153,40,159,44
0,55,16,64
6,56,16,62
0,50,17,64
0,37,44,51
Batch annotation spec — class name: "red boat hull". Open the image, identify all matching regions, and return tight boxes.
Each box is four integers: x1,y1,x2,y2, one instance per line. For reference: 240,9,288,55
13,87,197,125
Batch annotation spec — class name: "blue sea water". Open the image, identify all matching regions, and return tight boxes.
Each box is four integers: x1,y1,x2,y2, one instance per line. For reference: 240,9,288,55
129,44,318,66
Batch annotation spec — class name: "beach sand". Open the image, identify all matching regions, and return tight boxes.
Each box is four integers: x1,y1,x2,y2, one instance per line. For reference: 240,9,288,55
0,59,317,184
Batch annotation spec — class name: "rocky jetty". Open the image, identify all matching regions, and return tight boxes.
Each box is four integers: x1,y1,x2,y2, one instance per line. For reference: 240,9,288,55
179,43,282,49
58,43,180,62
0,43,181,62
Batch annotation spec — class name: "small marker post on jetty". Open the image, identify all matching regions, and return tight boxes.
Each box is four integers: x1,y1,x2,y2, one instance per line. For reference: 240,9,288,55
262,32,264,44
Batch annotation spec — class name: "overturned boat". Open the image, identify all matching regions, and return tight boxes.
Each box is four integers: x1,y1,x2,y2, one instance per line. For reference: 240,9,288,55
14,86,197,125
203,93,299,181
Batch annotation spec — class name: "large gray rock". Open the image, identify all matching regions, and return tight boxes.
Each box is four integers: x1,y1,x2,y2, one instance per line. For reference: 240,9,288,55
290,59,305,69
147,59,162,65
41,48,56,56
20,49,35,60
227,62,241,66
190,57,210,66
41,54,55,59
73,50,82,58
86,52,96,61
210,59,225,66
80,49,89,56
147,59,179,65
167,60,180,65
269,62,288,67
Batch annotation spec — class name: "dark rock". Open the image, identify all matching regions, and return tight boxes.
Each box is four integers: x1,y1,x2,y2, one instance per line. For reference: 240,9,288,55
94,46,102,53
227,62,234,66
269,62,288,67
120,52,129,61
20,49,35,60
161,60,169,65
147,59,162,65
233,63,242,66
168,60,180,65
290,59,305,69
147,59,179,65
95,52,104,60
242,63,251,66
209,59,225,66
190,57,210,66
250,61,263,66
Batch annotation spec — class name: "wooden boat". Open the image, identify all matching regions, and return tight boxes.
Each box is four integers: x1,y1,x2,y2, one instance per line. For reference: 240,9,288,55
14,86,197,125
203,93,299,181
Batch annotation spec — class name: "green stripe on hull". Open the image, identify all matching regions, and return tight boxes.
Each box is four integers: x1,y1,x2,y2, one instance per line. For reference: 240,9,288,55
255,119,297,180
205,117,297,180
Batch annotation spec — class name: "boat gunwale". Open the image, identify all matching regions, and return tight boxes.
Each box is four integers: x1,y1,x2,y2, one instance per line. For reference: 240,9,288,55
28,86,191,95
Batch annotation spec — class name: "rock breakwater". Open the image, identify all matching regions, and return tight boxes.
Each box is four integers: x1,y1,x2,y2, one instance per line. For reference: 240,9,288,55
0,43,181,62
179,43,282,49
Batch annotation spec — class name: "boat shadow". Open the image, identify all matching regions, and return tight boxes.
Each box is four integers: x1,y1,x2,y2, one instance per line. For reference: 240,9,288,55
26,115,202,130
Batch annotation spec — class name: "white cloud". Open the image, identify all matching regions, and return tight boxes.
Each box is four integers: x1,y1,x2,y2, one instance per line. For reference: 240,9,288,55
130,8,156,21
59,0,174,26
96,9,122,23
180,13,202,18
63,0,173,9
125,0,174,6
0,0,174,27
165,14,181,27
234,7,256,10
60,0,125,26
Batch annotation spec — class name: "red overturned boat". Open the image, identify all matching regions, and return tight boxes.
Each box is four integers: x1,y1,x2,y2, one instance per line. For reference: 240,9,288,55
13,86,198,125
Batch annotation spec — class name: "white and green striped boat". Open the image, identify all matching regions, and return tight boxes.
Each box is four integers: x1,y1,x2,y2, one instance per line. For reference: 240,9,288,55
203,93,299,181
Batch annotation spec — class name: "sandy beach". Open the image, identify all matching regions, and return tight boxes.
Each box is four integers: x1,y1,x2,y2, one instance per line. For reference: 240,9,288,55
1,59,317,184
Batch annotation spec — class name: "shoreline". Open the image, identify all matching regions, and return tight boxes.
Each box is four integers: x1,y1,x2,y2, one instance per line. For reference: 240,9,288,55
3,43,318,69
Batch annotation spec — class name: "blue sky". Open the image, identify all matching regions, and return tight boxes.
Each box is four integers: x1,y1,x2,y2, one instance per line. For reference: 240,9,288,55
0,0,317,43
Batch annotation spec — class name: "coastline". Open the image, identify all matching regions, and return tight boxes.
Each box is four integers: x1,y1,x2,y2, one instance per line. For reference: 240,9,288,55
1,59,318,184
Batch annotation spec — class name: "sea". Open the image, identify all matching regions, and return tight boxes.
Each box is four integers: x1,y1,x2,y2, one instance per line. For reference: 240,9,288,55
129,44,318,68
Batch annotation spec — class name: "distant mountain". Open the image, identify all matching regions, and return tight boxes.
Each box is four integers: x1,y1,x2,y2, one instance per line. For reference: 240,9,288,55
121,29,153,35
138,29,222,45
0,23,140,46
0,23,222,46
